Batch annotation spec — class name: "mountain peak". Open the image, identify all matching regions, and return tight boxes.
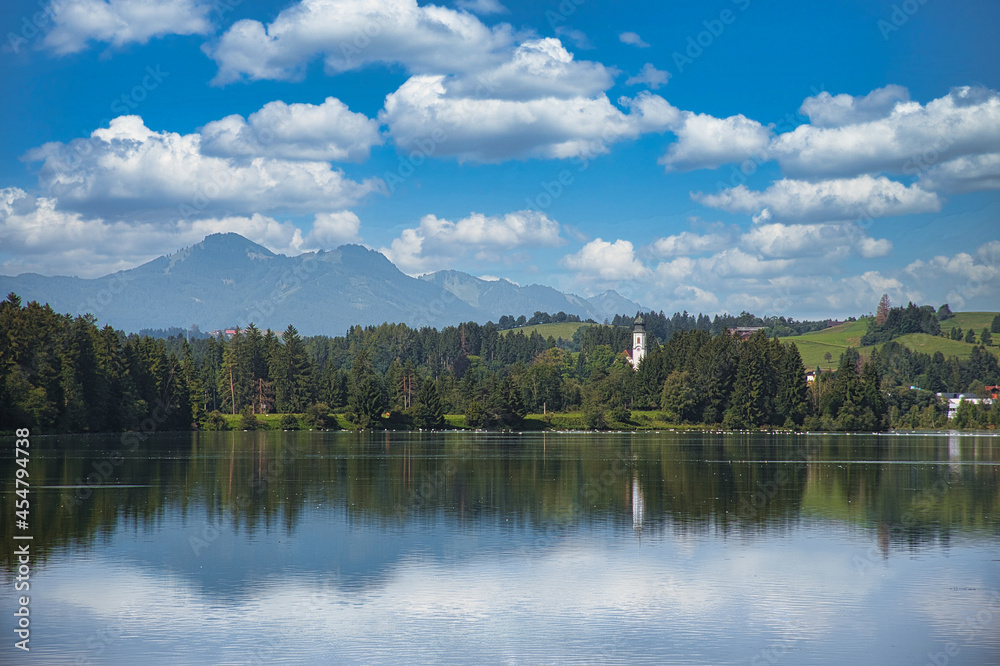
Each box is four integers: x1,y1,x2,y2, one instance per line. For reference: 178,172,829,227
194,233,276,257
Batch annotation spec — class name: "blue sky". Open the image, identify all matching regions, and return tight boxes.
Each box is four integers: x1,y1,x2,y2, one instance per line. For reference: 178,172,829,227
1,0,998,319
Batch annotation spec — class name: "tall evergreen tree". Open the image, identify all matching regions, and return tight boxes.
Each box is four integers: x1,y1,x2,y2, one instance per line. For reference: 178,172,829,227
348,348,384,428
413,377,445,429
273,325,312,412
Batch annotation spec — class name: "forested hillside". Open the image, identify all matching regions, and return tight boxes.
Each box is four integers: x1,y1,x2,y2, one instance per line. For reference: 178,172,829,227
3,293,999,435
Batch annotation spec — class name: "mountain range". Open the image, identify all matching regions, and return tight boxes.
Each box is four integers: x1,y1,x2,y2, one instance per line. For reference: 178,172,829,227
0,233,644,335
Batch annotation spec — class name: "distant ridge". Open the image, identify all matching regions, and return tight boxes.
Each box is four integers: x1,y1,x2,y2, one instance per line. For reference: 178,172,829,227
0,233,646,335
418,270,644,323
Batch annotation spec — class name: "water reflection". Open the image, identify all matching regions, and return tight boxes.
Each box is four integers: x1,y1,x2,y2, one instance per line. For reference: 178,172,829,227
1,431,998,664
3,431,999,570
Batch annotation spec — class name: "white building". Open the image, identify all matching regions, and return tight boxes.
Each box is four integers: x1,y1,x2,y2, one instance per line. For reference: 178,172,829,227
629,316,647,368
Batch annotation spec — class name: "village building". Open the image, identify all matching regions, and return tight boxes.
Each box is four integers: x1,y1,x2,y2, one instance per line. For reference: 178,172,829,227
628,316,647,368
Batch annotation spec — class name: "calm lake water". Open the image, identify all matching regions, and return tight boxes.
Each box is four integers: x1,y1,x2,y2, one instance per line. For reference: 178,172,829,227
2,430,999,665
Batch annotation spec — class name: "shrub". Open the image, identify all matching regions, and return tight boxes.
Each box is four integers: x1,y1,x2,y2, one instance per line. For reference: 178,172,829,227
201,411,228,431
279,414,300,430
239,406,263,431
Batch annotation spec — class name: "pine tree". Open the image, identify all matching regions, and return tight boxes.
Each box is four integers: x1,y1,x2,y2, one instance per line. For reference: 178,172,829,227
348,348,384,428
274,325,312,413
413,377,445,429
724,332,774,428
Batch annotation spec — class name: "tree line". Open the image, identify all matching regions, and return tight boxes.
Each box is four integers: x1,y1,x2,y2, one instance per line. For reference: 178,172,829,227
3,292,998,434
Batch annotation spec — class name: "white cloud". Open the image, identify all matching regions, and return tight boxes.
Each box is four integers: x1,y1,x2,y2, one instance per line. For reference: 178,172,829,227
799,85,910,128
205,0,514,84
831,271,906,311
697,247,794,278
651,231,730,258
200,97,382,162
554,27,592,50
0,188,308,277
42,0,212,54
667,284,719,311
22,116,383,221
308,211,361,248
741,222,892,259
625,63,670,90
455,0,507,15
918,152,1000,193
442,38,615,101
561,238,649,281
693,175,941,223
904,241,1000,308
619,32,649,48
906,240,1000,288
654,256,695,281
382,210,562,274
660,112,772,172
771,86,1000,178
381,76,675,162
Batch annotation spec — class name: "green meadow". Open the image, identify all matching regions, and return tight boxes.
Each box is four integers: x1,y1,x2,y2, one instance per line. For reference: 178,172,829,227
780,314,999,370
499,321,595,341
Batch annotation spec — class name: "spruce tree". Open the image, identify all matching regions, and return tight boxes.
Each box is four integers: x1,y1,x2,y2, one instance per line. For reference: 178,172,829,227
348,348,384,428
414,378,445,429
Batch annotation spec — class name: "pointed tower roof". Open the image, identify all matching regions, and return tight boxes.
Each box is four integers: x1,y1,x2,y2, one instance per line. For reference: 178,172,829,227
633,315,645,331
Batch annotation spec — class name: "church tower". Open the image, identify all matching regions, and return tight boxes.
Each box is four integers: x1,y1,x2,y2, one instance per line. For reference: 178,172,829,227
631,316,647,367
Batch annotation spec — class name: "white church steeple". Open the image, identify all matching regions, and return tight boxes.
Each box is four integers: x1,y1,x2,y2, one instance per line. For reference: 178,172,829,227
630,315,646,368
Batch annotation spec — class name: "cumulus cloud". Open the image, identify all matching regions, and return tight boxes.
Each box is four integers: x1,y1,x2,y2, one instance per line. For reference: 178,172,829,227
660,112,772,172
561,238,649,281
41,0,212,54
382,210,562,274
22,116,383,221
799,85,910,128
381,76,675,162
904,241,1000,308
619,32,649,48
200,97,382,162
741,222,892,259
205,0,514,83
455,0,507,14
771,86,1000,178
625,63,670,90
308,211,361,248
693,175,941,223
651,231,730,258
442,38,615,101
0,187,309,277
918,152,1000,193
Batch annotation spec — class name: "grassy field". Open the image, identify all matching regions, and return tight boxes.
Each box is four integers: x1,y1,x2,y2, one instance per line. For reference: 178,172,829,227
219,413,350,430
779,319,870,370
499,321,594,341
781,314,999,369
942,312,996,335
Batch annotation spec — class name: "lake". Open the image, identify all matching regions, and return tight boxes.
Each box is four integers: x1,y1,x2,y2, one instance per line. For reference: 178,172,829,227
2,430,999,664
